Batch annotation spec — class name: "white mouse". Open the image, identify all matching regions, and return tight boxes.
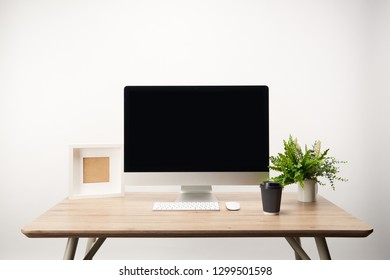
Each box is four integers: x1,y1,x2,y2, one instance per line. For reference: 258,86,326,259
225,201,240,211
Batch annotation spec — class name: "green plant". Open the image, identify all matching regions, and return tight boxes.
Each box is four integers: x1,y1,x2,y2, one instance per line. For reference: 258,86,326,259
269,135,347,190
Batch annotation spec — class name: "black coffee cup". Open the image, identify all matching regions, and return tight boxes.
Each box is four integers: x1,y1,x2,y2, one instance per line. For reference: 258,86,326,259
260,181,283,215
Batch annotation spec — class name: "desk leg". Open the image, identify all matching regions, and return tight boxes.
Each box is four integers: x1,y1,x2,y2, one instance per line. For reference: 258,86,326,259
85,238,97,254
83,238,106,260
285,237,311,260
63,237,79,260
315,237,331,260
293,237,302,260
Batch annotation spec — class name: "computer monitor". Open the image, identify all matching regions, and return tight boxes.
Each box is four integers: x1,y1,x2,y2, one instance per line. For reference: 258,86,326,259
124,85,269,202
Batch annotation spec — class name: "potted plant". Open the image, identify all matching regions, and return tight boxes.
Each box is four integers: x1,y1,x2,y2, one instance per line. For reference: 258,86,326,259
269,135,347,202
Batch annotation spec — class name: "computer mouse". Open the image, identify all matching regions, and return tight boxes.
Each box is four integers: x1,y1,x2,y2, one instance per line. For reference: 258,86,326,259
225,201,240,211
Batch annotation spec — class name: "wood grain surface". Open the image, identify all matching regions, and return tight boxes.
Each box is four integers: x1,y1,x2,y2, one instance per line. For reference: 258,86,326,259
21,192,373,238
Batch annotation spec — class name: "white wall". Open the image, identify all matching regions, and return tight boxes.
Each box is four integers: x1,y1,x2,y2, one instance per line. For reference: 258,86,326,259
1,0,389,259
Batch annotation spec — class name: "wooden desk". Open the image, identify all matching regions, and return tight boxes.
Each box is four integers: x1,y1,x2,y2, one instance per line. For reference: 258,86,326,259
21,192,373,260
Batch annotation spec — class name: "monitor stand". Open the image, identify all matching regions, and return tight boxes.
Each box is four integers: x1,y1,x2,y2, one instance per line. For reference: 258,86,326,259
175,186,218,202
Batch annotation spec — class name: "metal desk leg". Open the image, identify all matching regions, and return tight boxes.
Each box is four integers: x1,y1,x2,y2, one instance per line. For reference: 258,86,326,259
285,237,311,260
293,237,302,260
83,238,106,260
85,238,97,254
63,237,79,260
315,237,331,260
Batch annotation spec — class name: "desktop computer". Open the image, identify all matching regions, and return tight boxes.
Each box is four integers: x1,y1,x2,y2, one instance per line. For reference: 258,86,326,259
124,85,269,209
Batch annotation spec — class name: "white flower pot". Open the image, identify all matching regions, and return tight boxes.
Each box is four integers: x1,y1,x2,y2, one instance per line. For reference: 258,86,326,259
297,179,318,202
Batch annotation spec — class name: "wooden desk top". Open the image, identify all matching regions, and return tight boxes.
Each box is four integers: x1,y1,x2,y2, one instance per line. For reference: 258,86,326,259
21,192,373,238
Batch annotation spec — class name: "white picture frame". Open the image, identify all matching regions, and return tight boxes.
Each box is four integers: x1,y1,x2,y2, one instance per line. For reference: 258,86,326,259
69,144,124,199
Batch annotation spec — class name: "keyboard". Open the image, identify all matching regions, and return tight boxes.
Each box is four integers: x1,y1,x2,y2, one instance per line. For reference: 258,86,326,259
153,201,220,211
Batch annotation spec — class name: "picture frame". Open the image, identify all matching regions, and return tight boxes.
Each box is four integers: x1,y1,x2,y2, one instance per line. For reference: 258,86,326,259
69,144,124,199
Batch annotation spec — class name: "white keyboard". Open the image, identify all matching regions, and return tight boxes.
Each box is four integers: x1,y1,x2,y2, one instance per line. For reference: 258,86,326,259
153,201,220,211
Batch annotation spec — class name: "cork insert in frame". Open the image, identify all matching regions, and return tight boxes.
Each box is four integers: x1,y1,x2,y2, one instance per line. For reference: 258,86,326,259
83,157,110,183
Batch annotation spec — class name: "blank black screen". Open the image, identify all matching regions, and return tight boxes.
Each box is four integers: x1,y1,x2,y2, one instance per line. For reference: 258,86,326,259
124,86,269,172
